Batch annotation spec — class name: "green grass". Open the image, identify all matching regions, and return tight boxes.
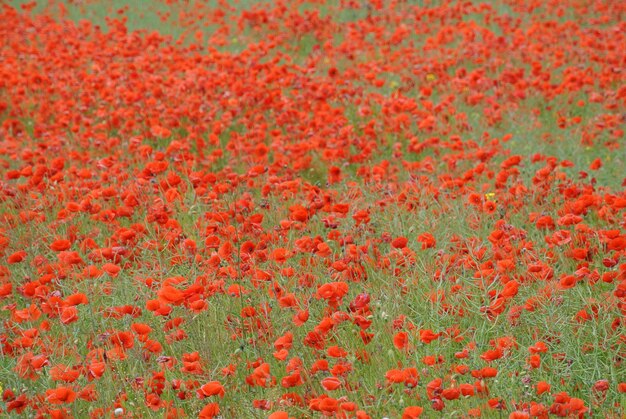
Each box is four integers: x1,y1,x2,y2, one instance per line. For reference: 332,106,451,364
2,0,625,418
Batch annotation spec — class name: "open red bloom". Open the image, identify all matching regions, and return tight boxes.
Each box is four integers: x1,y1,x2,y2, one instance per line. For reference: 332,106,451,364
46,387,76,404
197,381,225,398
402,406,424,418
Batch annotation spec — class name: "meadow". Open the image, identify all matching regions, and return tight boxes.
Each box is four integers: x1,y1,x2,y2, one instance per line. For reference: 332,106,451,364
1,0,625,417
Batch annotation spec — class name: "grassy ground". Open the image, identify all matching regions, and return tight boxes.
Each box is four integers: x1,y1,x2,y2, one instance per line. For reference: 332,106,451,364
1,0,625,418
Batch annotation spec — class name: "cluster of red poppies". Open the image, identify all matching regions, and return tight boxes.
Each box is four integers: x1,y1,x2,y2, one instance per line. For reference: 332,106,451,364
1,0,625,417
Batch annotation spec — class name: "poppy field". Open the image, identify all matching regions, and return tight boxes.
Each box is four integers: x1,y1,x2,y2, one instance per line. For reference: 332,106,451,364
1,0,626,417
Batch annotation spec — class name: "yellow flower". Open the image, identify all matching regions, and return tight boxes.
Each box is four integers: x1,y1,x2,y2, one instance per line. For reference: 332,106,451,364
426,73,436,81
484,192,496,201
